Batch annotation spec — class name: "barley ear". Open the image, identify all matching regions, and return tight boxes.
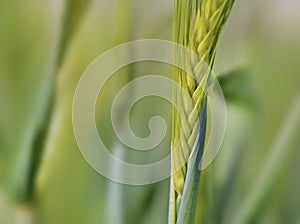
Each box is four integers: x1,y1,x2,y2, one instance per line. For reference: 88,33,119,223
169,0,235,223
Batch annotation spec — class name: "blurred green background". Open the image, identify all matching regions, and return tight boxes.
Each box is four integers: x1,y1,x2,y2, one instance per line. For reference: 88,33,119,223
0,0,299,223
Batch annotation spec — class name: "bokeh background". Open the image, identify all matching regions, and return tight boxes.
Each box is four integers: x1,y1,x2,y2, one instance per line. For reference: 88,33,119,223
0,0,299,223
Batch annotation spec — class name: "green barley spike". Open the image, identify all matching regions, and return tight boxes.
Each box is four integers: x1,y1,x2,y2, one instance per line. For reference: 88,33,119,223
169,0,235,223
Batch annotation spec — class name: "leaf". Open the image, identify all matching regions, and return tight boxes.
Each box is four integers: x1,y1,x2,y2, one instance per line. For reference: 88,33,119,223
5,0,92,202
218,69,256,108
0,0,64,201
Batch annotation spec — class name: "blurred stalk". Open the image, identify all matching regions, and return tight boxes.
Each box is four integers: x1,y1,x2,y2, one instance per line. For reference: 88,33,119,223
104,0,135,223
105,1,170,223
107,143,127,224
9,0,92,202
34,1,108,221
4,1,63,202
34,0,147,223
233,95,300,224
57,0,92,67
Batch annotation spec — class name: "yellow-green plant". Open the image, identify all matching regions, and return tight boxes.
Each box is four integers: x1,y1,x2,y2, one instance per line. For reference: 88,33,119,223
169,0,235,223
